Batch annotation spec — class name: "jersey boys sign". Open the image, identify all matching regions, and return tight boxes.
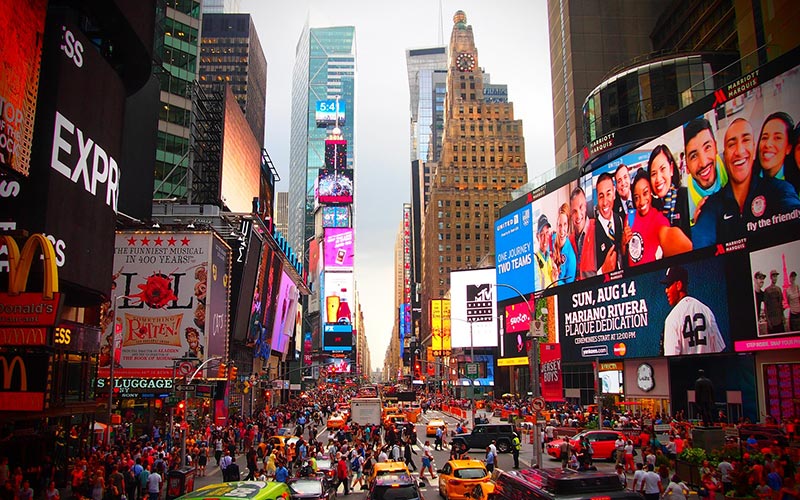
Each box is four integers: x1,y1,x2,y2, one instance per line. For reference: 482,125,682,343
557,256,731,361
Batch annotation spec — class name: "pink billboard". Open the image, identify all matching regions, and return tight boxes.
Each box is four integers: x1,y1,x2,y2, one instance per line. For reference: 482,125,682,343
323,228,354,271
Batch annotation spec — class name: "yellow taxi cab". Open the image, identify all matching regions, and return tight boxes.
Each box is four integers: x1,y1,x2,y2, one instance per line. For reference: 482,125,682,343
326,413,347,430
266,435,299,453
437,459,490,500
368,461,411,487
464,481,495,500
402,403,422,423
382,405,400,419
426,417,448,437
383,413,407,429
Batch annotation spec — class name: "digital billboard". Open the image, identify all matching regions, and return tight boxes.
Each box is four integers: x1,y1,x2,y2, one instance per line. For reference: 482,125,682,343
271,270,300,356
322,206,350,228
0,0,47,176
323,228,354,271
100,232,229,379
494,204,535,301
317,169,354,204
540,343,563,400
315,99,346,128
325,139,347,170
228,220,263,342
450,268,497,348
325,356,351,374
221,86,261,212
557,256,731,362
323,323,353,351
744,239,800,343
431,299,451,355
322,272,354,325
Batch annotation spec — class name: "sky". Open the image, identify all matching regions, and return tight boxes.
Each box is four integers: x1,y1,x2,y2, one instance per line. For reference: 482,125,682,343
242,0,555,372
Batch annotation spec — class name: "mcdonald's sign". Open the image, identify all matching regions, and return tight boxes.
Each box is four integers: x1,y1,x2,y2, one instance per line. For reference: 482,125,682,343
0,234,63,327
0,353,48,411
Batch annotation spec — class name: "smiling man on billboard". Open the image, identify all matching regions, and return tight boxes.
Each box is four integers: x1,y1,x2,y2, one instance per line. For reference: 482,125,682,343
692,118,800,249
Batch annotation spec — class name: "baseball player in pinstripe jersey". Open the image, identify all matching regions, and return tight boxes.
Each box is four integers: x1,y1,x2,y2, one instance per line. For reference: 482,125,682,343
661,266,726,356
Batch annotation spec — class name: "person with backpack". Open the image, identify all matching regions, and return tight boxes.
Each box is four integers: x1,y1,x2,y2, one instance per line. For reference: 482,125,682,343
138,465,150,500
349,452,365,492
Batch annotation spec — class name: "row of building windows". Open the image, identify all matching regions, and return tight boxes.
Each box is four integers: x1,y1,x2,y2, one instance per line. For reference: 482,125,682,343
448,155,523,164
158,71,192,99
164,47,196,72
440,174,523,184
436,210,501,219
165,17,198,44
457,105,510,116
166,0,200,18
457,122,520,133
452,143,520,153
160,102,192,127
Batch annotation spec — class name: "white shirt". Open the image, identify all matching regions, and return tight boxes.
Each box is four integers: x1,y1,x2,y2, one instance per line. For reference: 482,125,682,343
643,471,661,494
663,481,687,500
663,296,726,356
377,450,388,463
489,443,497,456
632,469,646,491
146,473,162,494
220,455,232,470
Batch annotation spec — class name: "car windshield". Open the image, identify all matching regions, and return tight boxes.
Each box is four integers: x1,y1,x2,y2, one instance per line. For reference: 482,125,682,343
371,485,420,500
290,480,322,495
454,468,487,479
317,459,332,469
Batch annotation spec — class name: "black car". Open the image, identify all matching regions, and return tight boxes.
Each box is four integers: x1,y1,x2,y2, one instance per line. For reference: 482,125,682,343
451,424,517,453
288,476,337,500
367,473,425,500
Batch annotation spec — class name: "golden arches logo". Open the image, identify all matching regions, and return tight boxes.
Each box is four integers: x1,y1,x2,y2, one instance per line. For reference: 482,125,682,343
0,355,27,391
1,234,59,299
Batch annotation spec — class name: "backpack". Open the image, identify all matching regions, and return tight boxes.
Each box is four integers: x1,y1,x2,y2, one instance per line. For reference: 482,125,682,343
350,455,360,471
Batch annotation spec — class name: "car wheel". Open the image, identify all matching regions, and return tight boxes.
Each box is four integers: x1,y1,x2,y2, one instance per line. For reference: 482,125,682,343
439,485,446,499
497,440,511,453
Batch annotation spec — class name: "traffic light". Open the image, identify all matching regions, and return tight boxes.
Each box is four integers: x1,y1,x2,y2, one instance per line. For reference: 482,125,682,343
177,401,185,418
217,362,227,379
228,365,238,381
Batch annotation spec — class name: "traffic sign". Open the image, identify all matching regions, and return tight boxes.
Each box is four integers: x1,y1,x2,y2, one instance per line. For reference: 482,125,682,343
466,363,479,378
532,397,546,412
175,384,195,393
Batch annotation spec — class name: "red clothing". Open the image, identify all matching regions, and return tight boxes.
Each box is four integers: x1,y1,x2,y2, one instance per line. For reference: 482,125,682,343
336,459,349,480
628,208,669,266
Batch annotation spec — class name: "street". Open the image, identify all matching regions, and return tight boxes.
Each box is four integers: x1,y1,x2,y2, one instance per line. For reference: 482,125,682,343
193,410,617,499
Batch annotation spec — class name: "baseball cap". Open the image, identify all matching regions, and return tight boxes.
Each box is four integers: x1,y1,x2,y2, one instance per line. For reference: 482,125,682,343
537,214,551,233
660,266,688,286
770,269,779,276
754,271,766,279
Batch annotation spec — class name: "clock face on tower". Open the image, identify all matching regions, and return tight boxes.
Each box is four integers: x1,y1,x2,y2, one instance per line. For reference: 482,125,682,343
456,52,476,72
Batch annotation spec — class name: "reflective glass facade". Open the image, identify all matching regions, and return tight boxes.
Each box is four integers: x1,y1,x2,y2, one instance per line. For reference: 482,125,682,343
582,53,739,144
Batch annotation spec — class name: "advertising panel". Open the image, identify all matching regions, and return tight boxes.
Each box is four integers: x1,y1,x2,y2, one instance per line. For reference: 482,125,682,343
540,343,563,401
322,272,354,325
303,331,313,366
228,221,263,342
322,206,350,228
257,245,283,359
740,239,800,348
558,256,730,362
271,270,299,355
325,139,347,170
323,324,353,351
207,236,231,370
494,204,535,301
450,268,497,348
99,232,227,378
317,169,354,204
0,0,47,176
624,358,669,398
472,354,494,388
403,204,412,305
430,299,451,355
0,352,48,411
221,87,260,212
2,12,126,297
315,99,346,128
323,228,354,271
326,356,351,374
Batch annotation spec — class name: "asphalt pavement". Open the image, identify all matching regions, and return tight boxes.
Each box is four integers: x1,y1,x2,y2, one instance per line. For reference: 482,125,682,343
192,410,616,499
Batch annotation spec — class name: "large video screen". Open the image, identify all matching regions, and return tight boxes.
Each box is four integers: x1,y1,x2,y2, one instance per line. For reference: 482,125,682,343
325,139,347,170
271,270,299,355
450,268,497,348
323,228,354,271
322,272,354,325
315,99,346,128
317,169,354,204
323,323,353,352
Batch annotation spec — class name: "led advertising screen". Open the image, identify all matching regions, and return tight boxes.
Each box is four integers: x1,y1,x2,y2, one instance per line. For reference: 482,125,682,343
558,255,731,362
599,369,623,394
258,245,283,358
221,86,261,213
315,99,346,128
100,232,228,379
431,299,451,355
271,270,300,356
322,206,350,228
494,204,535,301
325,356,351,374
0,0,47,176
228,221,263,342
450,268,497,348
323,228,354,271
323,323,353,351
322,272,354,325
325,139,347,170
317,169,354,204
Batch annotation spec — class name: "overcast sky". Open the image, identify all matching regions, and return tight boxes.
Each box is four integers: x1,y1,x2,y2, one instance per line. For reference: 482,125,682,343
242,0,555,372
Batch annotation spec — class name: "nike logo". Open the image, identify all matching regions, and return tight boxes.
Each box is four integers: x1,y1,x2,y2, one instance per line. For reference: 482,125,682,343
723,214,734,220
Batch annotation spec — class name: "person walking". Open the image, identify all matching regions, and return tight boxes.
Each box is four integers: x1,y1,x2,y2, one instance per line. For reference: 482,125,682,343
402,438,418,472
419,441,436,481
146,465,162,500
336,453,350,496
484,446,496,473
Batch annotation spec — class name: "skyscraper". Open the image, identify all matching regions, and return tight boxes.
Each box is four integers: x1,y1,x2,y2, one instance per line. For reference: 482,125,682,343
420,10,527,345
288,23,356,258
199,13,267,148
153,0,203,201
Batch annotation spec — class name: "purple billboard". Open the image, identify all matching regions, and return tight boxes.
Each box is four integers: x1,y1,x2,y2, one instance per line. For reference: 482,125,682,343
323,228,354,271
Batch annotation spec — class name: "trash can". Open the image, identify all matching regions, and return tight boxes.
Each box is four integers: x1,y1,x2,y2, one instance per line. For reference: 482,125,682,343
166,466,196,500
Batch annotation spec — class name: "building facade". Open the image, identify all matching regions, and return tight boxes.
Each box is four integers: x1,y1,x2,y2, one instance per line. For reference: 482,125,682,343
420,11,528,374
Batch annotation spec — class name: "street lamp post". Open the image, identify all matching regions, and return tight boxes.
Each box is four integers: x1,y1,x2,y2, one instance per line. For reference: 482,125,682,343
181,356,223,465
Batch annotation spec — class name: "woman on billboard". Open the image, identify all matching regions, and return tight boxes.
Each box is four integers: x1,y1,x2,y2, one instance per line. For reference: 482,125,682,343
552,202,577,283
756,112,800,194
648,144,691,237
622,170,692,266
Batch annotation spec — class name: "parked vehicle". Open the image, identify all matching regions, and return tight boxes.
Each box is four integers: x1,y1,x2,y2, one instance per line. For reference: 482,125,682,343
451,424,517,453
351,397,383,426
